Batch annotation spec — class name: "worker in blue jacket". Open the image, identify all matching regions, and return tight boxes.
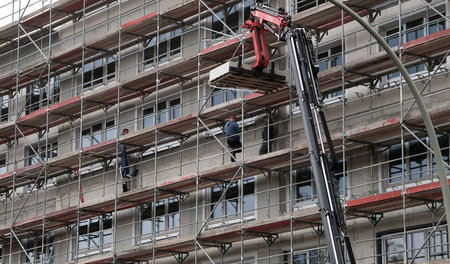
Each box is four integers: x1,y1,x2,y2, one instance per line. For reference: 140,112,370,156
121,128,131,192
225,115,242,162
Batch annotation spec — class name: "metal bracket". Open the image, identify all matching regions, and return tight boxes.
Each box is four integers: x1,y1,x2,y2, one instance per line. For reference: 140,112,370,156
172,251,189,263
245,230,279,246
156,249,189,263
368,212,383,226
6,139,15,149
312,223,324,237
368,8,380,23
199,240,232,255
310,28,328,43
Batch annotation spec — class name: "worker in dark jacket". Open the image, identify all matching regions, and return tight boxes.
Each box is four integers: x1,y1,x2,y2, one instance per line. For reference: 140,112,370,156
259,116,275,155
225,115,242,162
121,128,131,192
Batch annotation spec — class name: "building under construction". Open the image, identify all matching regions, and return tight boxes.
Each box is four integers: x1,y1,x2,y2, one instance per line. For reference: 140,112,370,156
0,0,448,263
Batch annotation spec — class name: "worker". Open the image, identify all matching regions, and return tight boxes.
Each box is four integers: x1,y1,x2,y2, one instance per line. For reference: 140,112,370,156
121,128,131,192
225,115,242,162
259,115,275,155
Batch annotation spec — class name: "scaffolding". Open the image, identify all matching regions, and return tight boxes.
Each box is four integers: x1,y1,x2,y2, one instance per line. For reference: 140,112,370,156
0,0,448,263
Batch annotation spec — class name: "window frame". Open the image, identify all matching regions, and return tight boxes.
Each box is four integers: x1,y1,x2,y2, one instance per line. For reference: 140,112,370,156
379,225,448,263
295,0,327,14
209,0,253,41
140,97,181,128
139,197,181,242
143,29,182,66
386,134,449,185
27,141,58,166
81,120,116,149
210,87,252,107
284,246,330,264
82,55,116,89
210,177,256,220
20,234,55,264
25,76,60,115
293,160,348,206
73,215,113,258
0,95,9,123
382,11,446,83
0,155,6,175
317,44,344,100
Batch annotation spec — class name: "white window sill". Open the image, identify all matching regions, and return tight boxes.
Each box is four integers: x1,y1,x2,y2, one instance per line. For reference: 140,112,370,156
207,214,256,230
140,231,180,244
76,247,112,259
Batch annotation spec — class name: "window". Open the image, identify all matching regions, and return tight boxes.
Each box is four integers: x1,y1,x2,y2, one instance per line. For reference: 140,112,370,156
140,197,180,237
211,177,255,219
210,87,251,107
211,0,252,39
294,161,346,203
27,142,58,166
212,88,236,106
387,135,449,183
317,45,343,98
25,76,60,115
296,0,326,13
0,157,6,174
380,226,448,263
143,107,154,128
0,95,8,123
144,98,181,125
83,55,116,88
21,234,55,264
428,14,446,35
295,167,314,202
144,29,181,65
81,121,115,148
284,247,330,264
75,216,112,255
385,13,446,80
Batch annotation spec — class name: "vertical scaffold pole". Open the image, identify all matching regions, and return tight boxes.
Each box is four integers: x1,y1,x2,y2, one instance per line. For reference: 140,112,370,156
75,0,87,262
113,0,123,263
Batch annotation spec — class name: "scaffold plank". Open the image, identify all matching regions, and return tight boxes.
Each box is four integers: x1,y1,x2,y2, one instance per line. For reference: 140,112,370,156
346,190,402,213
0,0,113,45
346,117,401,144
320,28,450,93
292,0,387,30
77,208,321,263
347,178,450,214
406,179,450,202
0,0,248,93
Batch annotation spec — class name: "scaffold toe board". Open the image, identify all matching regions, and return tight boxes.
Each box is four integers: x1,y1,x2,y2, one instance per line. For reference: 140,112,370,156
347,179,450,214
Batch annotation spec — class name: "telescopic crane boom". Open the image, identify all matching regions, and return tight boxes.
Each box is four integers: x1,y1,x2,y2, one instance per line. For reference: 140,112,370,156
243,4,356,264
